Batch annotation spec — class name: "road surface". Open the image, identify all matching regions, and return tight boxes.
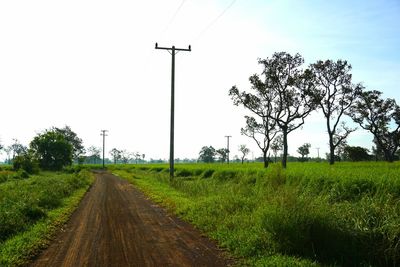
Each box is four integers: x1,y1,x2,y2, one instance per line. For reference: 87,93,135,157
31,171,231,267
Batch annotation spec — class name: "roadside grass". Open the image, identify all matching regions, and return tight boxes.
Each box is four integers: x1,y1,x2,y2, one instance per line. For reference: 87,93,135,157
111,162,400,266
0,170,94,266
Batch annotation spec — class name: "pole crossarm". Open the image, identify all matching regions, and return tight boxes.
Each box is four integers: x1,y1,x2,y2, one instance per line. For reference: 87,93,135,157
155,42,191,179
155,43,191,51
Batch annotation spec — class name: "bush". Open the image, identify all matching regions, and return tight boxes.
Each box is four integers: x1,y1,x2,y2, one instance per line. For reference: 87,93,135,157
13,154,39,174
13,169,30,179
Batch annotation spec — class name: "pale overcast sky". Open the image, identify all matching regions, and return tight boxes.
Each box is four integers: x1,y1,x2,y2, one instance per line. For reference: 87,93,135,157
1,0,399,161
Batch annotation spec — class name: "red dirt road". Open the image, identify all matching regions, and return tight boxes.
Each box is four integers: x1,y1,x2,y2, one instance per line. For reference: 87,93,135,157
31,172,232,267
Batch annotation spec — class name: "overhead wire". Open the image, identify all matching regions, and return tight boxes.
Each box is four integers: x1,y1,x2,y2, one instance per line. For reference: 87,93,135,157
193,0,237,42
159,0,188,40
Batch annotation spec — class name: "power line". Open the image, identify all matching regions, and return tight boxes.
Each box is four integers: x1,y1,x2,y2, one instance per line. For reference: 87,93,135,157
159,0,188,38
194,0,237,41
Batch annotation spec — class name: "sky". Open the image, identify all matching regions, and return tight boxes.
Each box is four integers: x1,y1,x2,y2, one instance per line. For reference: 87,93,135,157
0,0,399,161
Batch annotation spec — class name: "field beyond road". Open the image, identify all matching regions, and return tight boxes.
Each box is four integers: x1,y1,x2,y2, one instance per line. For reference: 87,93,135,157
31,171,231,267
111,162,400,266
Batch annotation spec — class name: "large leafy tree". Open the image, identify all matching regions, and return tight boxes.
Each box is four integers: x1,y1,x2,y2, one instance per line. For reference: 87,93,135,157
343,146,371,161
259,52,317,168
53,126,84,160
310,59,362,164
350,90,400,162
30,130,73,170
198,146,216,163
229,72,279,168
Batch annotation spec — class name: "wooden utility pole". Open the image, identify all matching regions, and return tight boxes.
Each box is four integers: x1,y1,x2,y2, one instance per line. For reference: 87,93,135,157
101,130,108,168
155,43,191,179
225,135,232,164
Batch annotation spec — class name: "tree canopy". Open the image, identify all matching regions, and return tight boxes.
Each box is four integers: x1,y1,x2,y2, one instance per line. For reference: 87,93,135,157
198,146,216,163
350,90,400,162
30,130,73,170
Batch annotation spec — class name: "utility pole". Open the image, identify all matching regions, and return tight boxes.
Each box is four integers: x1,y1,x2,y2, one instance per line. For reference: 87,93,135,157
101,130,108,169
155,43,191,179
316,147,320,161
225,135,232,164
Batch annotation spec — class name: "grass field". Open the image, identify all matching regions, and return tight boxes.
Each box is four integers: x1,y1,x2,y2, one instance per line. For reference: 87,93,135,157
0,169,94,266
110,162,400,266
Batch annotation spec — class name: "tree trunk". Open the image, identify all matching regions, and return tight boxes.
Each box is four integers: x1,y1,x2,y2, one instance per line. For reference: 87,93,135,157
263,150,269,168
384,149,394,162
329,133,335,165
282,127,288,169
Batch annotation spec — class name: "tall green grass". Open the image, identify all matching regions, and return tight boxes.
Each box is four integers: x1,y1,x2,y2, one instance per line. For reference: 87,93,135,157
0,170,93,266
111,162,400,266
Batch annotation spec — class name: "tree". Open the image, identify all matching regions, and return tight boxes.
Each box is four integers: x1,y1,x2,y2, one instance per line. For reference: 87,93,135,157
310,60,362,165
120,150,131,164
53,126,85,160
271,135,283,162
198,146,216,163
350,90,400,162
133,152,141,164
30,130,73,170
10,139,27,160
229,70,279,168
297,143,311,161
87,146,101,164
216,148,229,163
109,148,122,164
343,146,371,161
258,52,317,168
238,144,250,164
2,146,11,164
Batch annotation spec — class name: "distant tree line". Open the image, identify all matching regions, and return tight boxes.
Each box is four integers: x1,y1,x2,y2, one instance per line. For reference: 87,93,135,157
229,52,400,168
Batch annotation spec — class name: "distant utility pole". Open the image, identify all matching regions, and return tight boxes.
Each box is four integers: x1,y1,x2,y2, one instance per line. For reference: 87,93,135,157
155,43,191,179
101,130,108,168
225,135,232,164
316,147,320,160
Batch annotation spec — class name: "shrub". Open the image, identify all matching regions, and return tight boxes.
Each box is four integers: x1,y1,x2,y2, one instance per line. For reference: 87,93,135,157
13,154,39,174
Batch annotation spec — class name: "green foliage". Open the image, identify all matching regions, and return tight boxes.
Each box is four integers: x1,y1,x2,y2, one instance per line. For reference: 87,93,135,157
112,162,400,266
0,174,92,267
297,143,311,161
343,146,371,161
13,153,40,174
53,126,85,160
198,146,216,163
30,130,73,170
0,171,91,243
350,90,400,162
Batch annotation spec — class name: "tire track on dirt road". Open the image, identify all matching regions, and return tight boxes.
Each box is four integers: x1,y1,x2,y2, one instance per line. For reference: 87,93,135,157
31,171,232,267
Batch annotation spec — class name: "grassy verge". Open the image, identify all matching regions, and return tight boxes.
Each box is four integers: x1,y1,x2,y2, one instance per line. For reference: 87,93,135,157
111,162,400,266
0,170,94,266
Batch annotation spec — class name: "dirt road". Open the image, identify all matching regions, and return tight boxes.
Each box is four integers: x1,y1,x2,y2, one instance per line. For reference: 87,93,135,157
31,172,231,267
